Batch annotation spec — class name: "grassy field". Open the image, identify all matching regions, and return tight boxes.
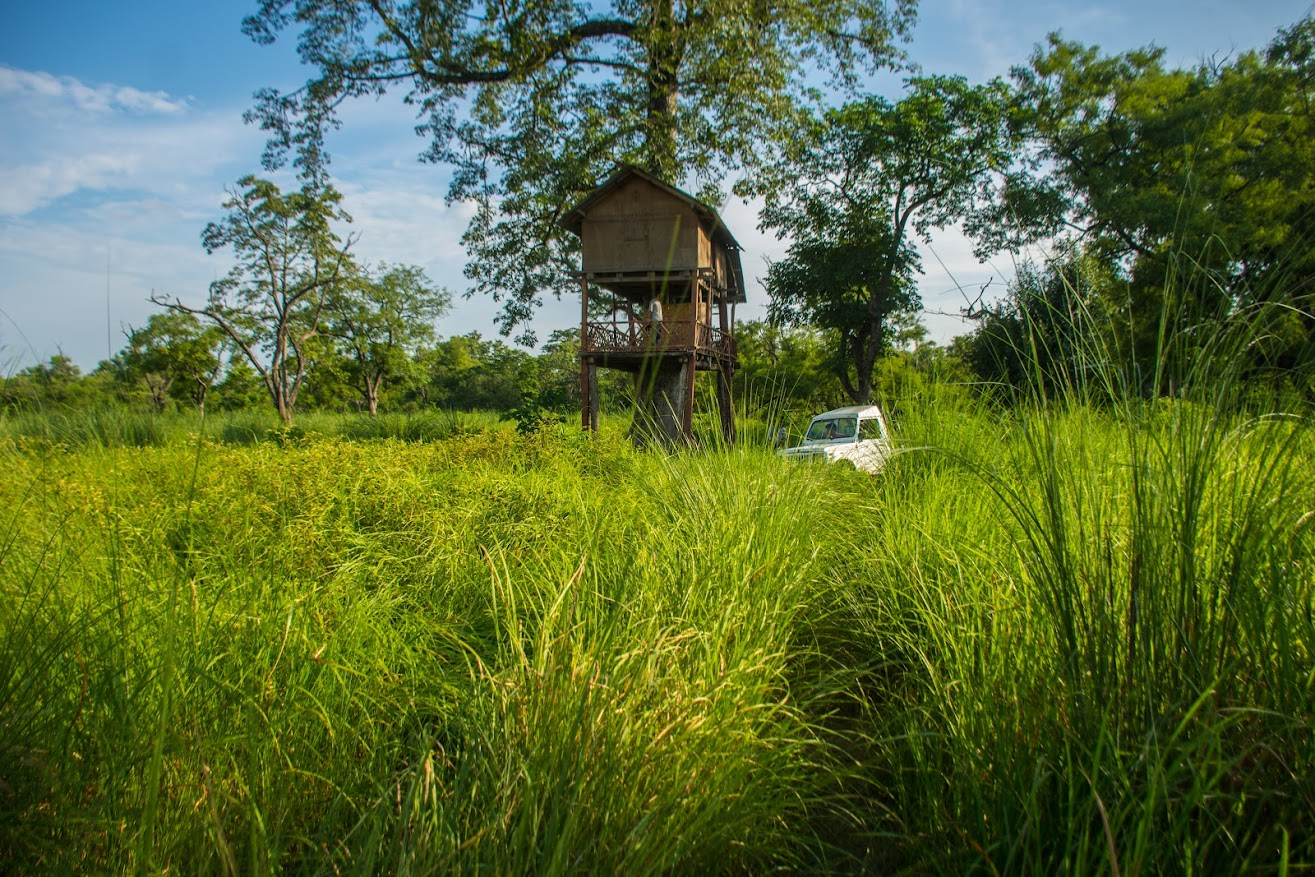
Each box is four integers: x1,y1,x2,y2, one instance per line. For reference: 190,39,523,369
1,392,1312,872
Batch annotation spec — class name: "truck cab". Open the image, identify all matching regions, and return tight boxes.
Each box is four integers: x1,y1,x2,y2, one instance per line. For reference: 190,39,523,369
777,405,893,473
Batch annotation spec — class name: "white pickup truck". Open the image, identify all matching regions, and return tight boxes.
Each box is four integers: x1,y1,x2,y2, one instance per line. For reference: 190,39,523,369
776,405,893,474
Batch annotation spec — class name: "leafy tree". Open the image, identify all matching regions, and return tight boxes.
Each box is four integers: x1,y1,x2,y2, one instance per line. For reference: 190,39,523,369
957,244,1128,399
992,18,1315,387
212,356,268,411
324,263,451,416
153,174,355,423
241,0,917,340
871,337,971,416
297,346,357,411
528,329,582,413
121,312,225,413
416,333,536,411
1,354,97,410
758,75,1012,403
732,320,843,415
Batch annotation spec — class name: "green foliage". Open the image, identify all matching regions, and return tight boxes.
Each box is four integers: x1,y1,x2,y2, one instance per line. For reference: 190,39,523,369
154,173,355,423
324,262,452,416
211,356,267,412
733,319,845,419
413,332,537,412
2,330,1312,870
242,0,917,340
120,312,226,412
757,75,1013,403
0,354,97,411
959,243,1131,398
0,424,862,871
985,16,1315,386
850,389,1314,871
0,406,175,448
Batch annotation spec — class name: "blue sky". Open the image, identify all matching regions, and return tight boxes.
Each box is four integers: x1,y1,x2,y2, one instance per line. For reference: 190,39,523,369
2,0,1312,371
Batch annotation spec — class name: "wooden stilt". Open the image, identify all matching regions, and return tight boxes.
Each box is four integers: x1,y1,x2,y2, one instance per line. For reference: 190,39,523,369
588,364,600,432
683,353,696,443
717,362,734,445
580,274,592,432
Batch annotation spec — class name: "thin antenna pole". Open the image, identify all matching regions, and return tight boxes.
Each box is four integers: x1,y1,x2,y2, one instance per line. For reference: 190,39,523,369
106,249,112,361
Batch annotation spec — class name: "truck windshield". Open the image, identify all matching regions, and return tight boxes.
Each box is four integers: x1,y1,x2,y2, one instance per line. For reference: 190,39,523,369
805,417,856,441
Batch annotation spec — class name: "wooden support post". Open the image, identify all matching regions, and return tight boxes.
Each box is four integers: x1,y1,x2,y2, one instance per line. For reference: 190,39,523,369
587,363,600,432
683,353,696,443
580,274,592,432
689,280,696,352
717,361,735,446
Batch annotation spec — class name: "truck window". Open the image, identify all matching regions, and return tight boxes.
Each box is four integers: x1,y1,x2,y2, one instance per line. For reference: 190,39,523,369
859,418,886,441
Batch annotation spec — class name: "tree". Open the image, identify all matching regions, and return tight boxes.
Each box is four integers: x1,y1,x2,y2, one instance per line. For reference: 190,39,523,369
1,354,87,410
121,312,225,413
991,18,1315,387
242,0,917,340
732,320,844,414
416,333,535,411
758,75,1013,403
324,263,451,416
153,174,354,423
212,356,268,411
528,328,582,413
957,243,1129,399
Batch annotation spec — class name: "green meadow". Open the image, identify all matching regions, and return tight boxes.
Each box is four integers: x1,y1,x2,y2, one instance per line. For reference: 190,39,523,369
1,381,1311,874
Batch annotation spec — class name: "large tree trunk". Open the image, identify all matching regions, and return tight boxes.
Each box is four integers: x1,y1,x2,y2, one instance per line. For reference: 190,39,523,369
644,0,681,180
365,376,380,417
629,358,691,447
274,388,293,425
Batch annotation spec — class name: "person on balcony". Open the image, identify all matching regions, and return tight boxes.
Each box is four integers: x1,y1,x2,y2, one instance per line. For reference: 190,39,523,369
646,296,663,345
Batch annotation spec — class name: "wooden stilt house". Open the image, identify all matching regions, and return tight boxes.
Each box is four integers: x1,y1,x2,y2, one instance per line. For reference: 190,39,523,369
561,166,745,444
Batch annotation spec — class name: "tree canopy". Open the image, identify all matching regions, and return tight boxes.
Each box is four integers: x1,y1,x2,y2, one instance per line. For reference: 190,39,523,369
325,262,452,416
962,15,1315,395
121,312,226,413
154,174,355,423
241,0,917,340
758,75,1012,403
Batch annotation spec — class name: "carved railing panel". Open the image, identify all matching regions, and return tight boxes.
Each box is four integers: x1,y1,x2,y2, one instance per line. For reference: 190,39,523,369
583,320,734,359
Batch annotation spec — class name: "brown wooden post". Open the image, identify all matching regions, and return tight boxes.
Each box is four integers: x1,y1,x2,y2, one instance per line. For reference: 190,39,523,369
587,363,600,431
683,353,696,442
689,279,696,352
717,286,735,444
717,361,735,445
580,274,592,432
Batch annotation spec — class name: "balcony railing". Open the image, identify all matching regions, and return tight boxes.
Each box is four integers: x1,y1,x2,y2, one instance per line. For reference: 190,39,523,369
584,319,737,361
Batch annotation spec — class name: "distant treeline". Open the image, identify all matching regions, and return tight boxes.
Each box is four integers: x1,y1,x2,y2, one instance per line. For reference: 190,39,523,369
1,319,970,423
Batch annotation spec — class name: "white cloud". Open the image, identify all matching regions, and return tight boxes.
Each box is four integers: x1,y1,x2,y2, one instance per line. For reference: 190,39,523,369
0,64,263,218
0,65,189,115
0,152,142,216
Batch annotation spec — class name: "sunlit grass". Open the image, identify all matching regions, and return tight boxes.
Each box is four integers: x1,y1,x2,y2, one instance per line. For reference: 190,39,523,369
2,311,1312,871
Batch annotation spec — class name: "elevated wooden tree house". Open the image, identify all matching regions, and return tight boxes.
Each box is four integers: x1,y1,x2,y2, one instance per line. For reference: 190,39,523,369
561,166,745,445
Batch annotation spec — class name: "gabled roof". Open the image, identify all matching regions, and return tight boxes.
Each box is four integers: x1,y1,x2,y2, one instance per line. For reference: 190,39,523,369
560,164,743,252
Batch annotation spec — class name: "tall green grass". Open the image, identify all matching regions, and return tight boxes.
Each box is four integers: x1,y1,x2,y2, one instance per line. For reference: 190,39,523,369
837,285,1315,871
2,296,1312,871
0,423,875,871
0,408,506,451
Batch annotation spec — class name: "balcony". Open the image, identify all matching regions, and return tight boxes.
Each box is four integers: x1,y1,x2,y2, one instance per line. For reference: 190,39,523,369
582,319,737,367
